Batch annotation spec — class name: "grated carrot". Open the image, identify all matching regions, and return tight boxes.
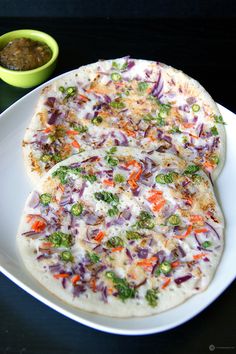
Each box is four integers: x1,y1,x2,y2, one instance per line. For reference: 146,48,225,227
203,161,215,170
152,199,166,212
53,273,70,279
43,127,52,133
71,140,81,149
103,179,115,187
94,231,105,242
89,278,97,292
71,275,80,285
171,261,180,268
190,215,204,223
194,228,208,234
66,130,79,136
79,94,89,102
162,278,171,289
193,253,207,260
175,225,193,239
137,257,157,268
147,190,163,204
111,246,124,253
31,220,46,232
107,288,114,295
183,122,194,128
41,242,53,248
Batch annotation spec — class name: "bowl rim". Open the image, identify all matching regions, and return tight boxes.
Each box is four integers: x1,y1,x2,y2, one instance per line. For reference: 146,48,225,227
0,29,59,75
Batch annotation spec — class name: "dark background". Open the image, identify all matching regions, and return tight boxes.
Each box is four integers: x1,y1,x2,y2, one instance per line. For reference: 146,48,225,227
1,0,236,17
0,1,236,353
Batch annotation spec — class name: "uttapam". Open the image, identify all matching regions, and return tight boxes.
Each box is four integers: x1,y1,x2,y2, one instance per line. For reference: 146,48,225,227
22,57,225,185
17,147,224,317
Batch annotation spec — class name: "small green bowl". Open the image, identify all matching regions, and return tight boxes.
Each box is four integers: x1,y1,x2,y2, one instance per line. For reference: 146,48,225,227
0,29,59,88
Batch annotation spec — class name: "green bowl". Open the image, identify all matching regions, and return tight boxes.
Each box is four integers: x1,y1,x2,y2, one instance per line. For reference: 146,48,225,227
0,29,59,88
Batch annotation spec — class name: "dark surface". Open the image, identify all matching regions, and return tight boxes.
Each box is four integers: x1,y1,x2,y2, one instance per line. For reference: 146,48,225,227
1,0,236,18
0,17,236,354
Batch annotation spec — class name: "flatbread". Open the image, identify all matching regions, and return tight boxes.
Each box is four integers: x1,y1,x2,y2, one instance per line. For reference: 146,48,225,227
17,147,224,317
22,57,225,185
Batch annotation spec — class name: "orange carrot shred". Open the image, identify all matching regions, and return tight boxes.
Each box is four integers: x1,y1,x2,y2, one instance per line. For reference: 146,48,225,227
41,242,53,248
103,179,115,187
171,261,180,268
107,288,114,295
190,215,204,223
71,275,81,285
193,253,207,260
147,190,163,204
71,140,81,148
137,257,157,267
94,231,105,242
43,127,52,133
183,122,194,128
31,220,46,232
53,273,70,279
90,278,97,292
194,228,208,234
128,179,138,189
162,278,171,289
111,246,124,253
203,161,215,170
175,225,193,239
152,199,166,212
79,94,89,101
66,130,79,136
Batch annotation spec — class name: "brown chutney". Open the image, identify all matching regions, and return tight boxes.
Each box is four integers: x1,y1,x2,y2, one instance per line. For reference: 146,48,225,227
0,37,52,71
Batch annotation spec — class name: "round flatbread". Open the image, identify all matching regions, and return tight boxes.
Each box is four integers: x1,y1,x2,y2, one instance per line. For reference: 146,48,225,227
22,57,225,185
17,147,224,317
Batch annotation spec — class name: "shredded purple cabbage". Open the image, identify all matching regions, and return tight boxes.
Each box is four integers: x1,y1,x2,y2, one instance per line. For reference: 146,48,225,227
137,248,149,259
205,221,220,239
174,274,192,285
151,71,164,99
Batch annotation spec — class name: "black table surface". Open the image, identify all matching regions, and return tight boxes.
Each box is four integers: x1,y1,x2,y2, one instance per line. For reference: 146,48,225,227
0,17,235,354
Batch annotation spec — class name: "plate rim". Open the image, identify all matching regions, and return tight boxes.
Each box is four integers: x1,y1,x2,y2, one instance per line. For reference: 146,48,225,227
0,69,236,335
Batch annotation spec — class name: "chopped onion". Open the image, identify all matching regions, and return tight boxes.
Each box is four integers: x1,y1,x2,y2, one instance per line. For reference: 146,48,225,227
28,191,40,209
205,221,220,239
174,274,192,284
48,109,60,125
137,248,149,259
45,97,56,107
151,71,164,99
73,284,86,297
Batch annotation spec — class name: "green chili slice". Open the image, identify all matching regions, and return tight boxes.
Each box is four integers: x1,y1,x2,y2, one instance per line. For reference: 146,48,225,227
192,104,200,112
111,73,122,81
61,250,73,262
92,116,103,125
159,261,172,274
39,193,52,206
167,214,181,226
71,203,83,216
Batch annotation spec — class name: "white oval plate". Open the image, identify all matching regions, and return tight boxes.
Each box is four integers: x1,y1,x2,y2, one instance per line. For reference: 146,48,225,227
0,70,235,335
